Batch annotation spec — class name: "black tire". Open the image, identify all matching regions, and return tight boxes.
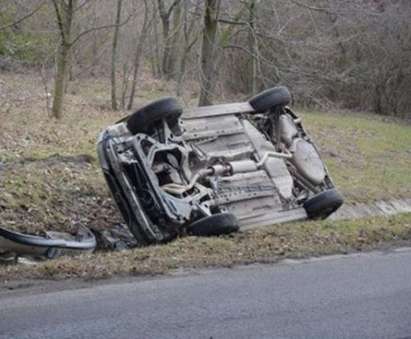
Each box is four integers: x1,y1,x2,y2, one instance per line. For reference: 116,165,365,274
126,97,183,134
303,189,344,220
188,213,239,237
249,86,291,113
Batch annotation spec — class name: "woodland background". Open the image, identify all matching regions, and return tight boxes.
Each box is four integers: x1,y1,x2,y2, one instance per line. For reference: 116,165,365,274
0,0,410,118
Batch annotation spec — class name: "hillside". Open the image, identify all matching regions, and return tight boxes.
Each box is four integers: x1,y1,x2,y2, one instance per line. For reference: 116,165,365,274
0,72,410,279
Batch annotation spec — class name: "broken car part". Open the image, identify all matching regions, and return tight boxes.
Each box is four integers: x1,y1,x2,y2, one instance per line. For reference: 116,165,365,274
0,226,96,260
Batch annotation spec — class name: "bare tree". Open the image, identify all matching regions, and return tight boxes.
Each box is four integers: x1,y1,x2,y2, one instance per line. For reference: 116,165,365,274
151,7,163,78
176,0,200,96
156,0,181,79
51,0,77,119
168,0,183,79
111,0,123,110
247,0,258,94
127,0,151,110
0,0,47,31
50,0,135,118
198,0,221,106
1,0,410,117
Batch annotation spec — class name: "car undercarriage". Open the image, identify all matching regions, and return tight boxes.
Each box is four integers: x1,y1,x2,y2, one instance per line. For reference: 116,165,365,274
97,87,343,244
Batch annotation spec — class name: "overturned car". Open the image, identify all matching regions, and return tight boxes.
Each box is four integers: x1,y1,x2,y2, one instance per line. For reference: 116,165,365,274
97,87,343,244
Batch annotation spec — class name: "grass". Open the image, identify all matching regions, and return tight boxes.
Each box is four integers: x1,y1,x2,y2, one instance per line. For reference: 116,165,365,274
0,156,117,234
0,71,411,280
302,111,411,202
1,213,410,281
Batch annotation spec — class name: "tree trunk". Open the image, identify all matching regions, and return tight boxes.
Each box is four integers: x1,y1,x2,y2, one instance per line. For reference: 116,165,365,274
51,0,76,119
120,63,129,109
176,49,187,97
91,0,98,77
111,0,123,111
52,41,69,119
153,9,162,78
127,0,150,110
167,1,182,80
199,0,220,106
248,0,257,94
176,0,198,97
157,0,180,79
149,25,157,77
161,15,171,76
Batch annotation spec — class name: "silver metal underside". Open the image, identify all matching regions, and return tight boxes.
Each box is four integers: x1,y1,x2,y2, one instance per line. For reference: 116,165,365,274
182,106,308,229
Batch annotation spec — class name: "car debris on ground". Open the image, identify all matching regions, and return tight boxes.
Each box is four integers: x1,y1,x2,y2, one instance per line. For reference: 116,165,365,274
92,223,138,251
0,225,96,263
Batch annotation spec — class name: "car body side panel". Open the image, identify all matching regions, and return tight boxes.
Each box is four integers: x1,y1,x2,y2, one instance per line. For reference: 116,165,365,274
184,102,254,119
183,115,244,141
239,207,307,230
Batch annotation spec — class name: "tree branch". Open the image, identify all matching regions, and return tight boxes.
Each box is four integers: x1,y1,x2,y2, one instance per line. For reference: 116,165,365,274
74,0,94,13
287,0,334,14
69,10,136,46
51,0,67,43
0,0,46,31
218,18,247,25
167,0,181,19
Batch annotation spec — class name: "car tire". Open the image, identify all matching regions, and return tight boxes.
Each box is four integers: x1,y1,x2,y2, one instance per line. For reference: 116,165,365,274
249,86,291,113
303,189,344,219
126,97,183,134
187,213,239,237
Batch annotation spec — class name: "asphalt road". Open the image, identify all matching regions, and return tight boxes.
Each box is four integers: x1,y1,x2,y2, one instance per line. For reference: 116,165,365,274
1,249,411,339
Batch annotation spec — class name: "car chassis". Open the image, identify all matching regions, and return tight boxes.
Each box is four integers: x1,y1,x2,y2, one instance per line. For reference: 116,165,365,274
98,87,343,244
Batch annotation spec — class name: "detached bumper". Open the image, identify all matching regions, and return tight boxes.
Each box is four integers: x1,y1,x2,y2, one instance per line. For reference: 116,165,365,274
0,226,96,258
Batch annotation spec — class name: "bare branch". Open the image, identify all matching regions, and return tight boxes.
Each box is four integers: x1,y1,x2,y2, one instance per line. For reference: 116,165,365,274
0,0,46,31
287,0,335,15
167,0,181,19
73,0,95,12
51,0,67,43
218,18,247,25
69,10,136,46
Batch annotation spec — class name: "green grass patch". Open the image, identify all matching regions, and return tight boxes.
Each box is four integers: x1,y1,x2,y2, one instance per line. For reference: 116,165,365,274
302,111,411,202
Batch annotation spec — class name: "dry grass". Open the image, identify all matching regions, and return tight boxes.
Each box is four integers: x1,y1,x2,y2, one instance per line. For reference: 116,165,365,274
1,72,411,281
0,72,172,234
1,213,410,281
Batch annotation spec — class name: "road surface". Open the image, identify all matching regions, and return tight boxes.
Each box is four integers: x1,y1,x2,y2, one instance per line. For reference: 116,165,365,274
1,249,411,338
